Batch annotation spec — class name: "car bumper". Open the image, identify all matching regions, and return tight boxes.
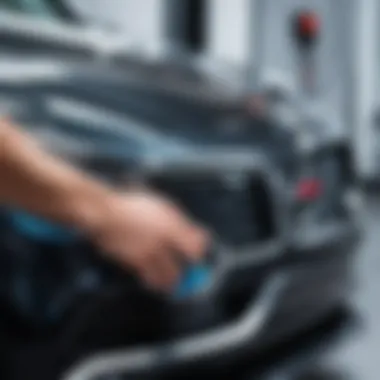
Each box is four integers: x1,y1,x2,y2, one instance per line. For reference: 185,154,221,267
63,217,360,380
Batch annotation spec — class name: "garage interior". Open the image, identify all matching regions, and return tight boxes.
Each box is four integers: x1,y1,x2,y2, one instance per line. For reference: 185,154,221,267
0,0,379,379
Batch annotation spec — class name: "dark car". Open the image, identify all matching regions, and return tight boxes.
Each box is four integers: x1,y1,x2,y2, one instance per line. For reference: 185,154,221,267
0,48,361,380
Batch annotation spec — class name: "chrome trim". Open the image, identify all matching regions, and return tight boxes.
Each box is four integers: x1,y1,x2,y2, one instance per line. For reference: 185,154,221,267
60,152,292,380
62,274,290,380
59,153,359,380
127,151,292,299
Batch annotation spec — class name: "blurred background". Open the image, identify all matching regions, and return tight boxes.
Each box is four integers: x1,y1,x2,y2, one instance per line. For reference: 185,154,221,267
0,1,380,380
0,0,377,178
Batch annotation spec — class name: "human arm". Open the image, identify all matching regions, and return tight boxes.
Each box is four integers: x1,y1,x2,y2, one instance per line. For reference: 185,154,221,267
0,119,207,290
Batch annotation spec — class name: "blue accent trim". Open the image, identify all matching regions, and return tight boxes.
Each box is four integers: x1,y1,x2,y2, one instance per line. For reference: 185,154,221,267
7,210,77,243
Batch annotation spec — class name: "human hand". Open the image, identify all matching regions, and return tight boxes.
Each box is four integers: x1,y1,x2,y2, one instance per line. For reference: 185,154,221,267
89,190,209,291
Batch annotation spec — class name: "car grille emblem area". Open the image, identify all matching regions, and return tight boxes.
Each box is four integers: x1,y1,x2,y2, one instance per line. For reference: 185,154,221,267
147,170,277,250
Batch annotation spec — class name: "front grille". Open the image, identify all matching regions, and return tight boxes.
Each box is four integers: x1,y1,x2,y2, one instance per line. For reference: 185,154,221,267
148,172,277,248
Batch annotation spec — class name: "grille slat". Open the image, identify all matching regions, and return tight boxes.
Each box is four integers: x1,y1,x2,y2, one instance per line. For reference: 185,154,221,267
148,172,277,248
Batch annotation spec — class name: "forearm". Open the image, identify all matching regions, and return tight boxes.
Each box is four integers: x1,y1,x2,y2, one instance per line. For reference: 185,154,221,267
0,119,113,232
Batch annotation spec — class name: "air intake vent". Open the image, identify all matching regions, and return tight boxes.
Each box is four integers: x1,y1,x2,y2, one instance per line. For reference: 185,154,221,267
248,176,277,242
148,172,277,248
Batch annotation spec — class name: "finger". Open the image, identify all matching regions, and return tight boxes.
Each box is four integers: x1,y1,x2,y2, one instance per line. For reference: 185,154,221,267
133,257,161,290
151,248,181,288
170,220,210,263
137,247,180,291
140,267,174,292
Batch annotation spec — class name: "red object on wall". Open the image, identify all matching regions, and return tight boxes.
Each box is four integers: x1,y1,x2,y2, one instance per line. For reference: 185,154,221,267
293,10,321,47
297,11,320,38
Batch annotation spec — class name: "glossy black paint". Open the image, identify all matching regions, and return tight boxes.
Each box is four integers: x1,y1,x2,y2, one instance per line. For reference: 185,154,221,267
0,53,360,380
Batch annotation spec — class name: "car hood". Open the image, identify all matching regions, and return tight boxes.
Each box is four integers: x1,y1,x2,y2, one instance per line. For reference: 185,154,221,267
0,52,298,175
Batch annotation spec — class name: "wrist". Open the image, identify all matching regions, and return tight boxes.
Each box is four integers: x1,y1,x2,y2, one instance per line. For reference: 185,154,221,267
68,182,117,238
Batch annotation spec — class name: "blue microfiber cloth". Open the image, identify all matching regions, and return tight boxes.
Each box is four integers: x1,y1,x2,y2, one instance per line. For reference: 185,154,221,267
173,264,212,299
8,210,212,299
8,210,77,244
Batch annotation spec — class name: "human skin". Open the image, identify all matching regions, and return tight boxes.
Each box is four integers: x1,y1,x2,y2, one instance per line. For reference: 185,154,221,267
0,119,208,291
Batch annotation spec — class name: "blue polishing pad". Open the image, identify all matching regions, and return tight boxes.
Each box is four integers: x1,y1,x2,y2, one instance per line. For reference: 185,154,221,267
173,265,212,299
7,210,77,244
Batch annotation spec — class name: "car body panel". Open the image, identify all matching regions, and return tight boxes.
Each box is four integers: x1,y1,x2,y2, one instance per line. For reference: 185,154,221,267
0,50,361,380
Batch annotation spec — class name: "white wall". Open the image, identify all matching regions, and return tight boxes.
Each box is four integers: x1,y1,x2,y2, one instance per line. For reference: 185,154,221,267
64,0,376,178
206,0,251,65
65,0,166,55
65,0,253,65
351,0,379,178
